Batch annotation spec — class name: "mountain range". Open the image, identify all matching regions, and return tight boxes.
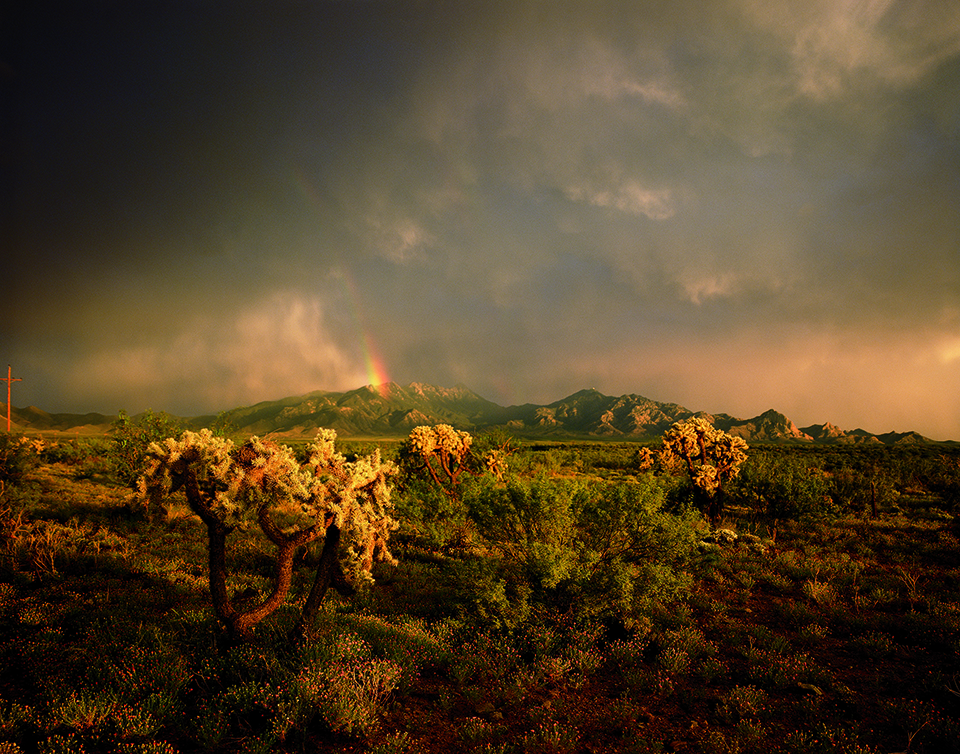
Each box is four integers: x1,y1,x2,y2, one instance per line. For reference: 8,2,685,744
2,382,939,444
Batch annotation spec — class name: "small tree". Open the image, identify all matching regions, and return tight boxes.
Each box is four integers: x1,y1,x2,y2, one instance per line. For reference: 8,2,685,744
111,409,183,488
660,417,748,525
139,428,397,642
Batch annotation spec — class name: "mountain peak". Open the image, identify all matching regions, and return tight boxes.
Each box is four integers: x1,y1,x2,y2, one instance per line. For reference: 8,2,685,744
800,422,847,442
367,381,400,393
559,387,607,402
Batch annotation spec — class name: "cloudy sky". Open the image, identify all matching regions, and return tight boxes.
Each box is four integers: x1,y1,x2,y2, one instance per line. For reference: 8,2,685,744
3,0,960,438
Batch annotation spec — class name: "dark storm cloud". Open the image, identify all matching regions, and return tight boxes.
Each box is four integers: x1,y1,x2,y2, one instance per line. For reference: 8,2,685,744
4,1,960,438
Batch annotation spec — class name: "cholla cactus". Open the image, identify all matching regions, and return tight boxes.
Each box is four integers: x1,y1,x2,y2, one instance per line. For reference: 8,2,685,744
294,429,398,639
635,447,656,472
404,424,474,494
661,418,748,524
484,448,509,482
138,428,397,642
23,437,45,455
694,463,720,494
302,430,398,581
401,424,513,496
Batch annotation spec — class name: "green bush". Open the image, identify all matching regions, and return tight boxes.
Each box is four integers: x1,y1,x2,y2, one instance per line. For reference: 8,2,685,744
392,474,470,548
42,438,113,480
463,473,701,629
110,410,183,488
438,555,532,632
42,438,108,466
0,434,40,490
572,475,701,620
736,453,838,521
467,473,585,593
925,452,960,511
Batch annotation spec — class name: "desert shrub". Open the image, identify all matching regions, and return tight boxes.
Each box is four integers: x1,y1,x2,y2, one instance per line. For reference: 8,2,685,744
339,613,450,692
717,685,771,723
0,434,40,490
736,452,838,521
463,473,700,628
2,515,132,578
436,553,533,632
110,410,183,488
510,446,566,475
41,438,107,465
41,438,113,480
392,473,470,548
571,475,701,620
926,453,960,510
521,718,581,753
582,443,643,474
314,657,402,734
467,473,585,593
579,475,700,567
828,467,897,516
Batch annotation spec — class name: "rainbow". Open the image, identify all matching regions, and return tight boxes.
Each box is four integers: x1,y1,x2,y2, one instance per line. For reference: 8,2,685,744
337,267,392,395
289,163,392,395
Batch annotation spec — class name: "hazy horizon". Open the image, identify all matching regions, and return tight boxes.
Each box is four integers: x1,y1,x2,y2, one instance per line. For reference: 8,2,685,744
4,1,959,440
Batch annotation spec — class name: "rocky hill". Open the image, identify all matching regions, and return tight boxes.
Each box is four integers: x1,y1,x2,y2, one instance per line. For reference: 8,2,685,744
714,409,814,442
2,384,940,443
192,382,504,438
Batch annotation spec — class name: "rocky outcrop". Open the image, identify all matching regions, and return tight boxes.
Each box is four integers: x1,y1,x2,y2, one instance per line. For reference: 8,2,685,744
718,409,814,442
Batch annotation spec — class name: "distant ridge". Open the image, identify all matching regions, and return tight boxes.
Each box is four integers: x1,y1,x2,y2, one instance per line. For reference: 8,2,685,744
2,385,945,443
1,404,115,435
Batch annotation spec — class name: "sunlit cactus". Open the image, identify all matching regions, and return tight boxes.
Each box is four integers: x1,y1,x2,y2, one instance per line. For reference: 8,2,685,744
138,428,397,642
661,417,748,525
484,448,509,482
635,446,656,472
400,423,515,495
404,424,475,494
301,429,398,582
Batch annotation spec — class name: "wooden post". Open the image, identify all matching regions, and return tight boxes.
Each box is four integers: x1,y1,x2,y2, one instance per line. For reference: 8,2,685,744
1,366,22,432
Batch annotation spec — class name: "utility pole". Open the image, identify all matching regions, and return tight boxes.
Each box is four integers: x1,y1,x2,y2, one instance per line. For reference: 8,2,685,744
2,365,22,432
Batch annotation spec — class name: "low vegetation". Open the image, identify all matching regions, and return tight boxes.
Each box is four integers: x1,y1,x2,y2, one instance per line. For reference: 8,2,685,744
1,423,959,753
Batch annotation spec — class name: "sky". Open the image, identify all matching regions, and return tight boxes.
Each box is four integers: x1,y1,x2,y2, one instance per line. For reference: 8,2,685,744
3,1,960,439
